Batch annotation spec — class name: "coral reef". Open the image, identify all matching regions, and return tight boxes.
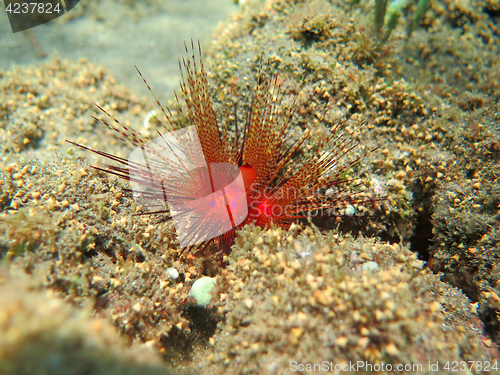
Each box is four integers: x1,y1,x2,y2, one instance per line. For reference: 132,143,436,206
208,0,500,352
0,0,499,373
196,225,496,374
0,268,172,375
0,58,150,160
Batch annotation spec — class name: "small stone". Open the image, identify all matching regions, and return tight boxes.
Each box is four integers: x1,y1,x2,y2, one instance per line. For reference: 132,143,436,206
385,300,395,310
291,327,303,338
357,336,370,349
189,277,217,307
92,275,103,284
353,310,361,322
313,289,328,305
362,261,379,271
296,311,307,322
78,168,88,177
345,205,355,216
166,267,179,280
335,336,348,347
143,340,156,351
385,343,400,356
429,301,442,313
314,253,323,263
132,302,142,312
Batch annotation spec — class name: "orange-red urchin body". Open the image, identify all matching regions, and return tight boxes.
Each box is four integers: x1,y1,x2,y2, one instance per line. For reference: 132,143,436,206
67,42,372,255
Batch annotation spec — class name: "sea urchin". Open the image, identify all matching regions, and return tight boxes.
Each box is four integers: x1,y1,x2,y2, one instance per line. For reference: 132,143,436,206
67,41,375,255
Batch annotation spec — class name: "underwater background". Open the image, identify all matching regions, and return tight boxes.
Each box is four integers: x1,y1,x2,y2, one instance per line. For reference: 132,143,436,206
0,0,499,374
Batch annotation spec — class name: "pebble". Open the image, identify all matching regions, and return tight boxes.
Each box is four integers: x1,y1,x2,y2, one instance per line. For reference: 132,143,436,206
362,261,379,272
166,267,179,280
345,205,355,216
189,277,217,307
